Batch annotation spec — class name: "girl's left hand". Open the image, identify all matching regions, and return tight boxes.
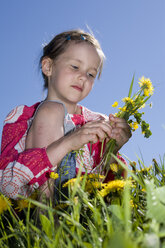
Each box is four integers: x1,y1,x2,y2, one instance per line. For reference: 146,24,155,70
108,114,132,152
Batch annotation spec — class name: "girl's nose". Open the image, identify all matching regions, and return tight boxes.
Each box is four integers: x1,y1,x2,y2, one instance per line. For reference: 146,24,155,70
78,71,87,82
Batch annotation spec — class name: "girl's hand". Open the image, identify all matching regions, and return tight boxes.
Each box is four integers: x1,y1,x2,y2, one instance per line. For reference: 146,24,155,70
66,119,112,151
108,114,132,152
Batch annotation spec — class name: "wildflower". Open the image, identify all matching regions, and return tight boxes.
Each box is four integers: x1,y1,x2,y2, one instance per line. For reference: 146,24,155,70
16,199,29,211
130,122,138,130
85,180,102,193
112,101,118,107
133,122,138,130
102,75,154,169
50,172,59,180
122,97,133,103
143,89,150,97
15,193,36,211
87,174,105,180
63,174,104,189
99,180,126,197
0,194,11,214
110,163,121,173
138,76,154,96
118,106,127,112
63,177,82,188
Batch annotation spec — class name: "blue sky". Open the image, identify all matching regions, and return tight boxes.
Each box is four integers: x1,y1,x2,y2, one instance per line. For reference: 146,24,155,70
1,0,165,166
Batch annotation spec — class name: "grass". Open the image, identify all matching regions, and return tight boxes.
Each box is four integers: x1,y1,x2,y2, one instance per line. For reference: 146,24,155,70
0,155,165,248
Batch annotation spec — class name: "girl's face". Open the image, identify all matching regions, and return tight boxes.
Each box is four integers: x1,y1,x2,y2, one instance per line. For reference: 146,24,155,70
46,42,101,105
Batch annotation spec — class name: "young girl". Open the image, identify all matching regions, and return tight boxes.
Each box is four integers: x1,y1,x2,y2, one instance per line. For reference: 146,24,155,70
0,29,131,202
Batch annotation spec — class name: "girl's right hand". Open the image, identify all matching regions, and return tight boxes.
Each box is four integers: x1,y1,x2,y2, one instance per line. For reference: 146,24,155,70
66,119,112,151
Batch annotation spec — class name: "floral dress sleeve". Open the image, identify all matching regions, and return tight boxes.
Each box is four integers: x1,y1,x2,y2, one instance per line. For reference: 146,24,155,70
0,103,54,199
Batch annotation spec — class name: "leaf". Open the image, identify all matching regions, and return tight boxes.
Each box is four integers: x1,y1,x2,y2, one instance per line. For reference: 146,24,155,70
142,233,160,248
145,180,165,224
155,186,165,205
83,242,93,248
39,214,52,239
108,205,124,221
128,74,135,98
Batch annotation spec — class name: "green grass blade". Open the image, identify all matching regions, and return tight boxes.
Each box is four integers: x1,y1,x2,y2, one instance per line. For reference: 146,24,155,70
128,74,135,97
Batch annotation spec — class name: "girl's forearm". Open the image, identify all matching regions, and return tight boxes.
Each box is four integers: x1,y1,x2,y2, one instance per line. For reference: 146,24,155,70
46,135,72,167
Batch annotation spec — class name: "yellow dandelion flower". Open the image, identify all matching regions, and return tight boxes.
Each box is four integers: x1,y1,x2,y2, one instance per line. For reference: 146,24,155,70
16,199,29,211
110,163,121,173
63,177,82,188
112,101,118,108
15,192,36,211
144,89,149,96
133,122,138,130
63,174,104,189
130,122,138,131
85,180,102,193
118,106,127,112
99,180,126,197
0,194,11,214
50,172,59,180
99,188,109,197
138,76,154,95
87,174,105,180
122,97,133,103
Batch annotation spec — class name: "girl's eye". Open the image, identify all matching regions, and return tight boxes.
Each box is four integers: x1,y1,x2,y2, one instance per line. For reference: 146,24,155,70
71,65,78,70
87,72,95,78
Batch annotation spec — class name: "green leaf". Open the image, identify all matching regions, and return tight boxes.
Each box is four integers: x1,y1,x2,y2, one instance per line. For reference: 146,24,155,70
128,74,135,98
155,186,165,205
83,242,93,248
145,180,165,224
39,214,52,239
108,205,124,221
142,233,160,248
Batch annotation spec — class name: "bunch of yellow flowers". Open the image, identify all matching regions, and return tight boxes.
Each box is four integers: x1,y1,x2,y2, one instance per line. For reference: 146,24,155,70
103,76,154,169
112,76,153,137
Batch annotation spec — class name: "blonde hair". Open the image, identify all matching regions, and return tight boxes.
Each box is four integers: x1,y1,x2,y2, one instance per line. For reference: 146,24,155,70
40,29,105,89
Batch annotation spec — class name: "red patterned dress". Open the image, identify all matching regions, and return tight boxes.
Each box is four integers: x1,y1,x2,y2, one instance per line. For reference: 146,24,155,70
0,102,126,199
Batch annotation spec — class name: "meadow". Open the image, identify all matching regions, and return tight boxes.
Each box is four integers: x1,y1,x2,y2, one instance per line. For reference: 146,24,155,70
0,155,165,248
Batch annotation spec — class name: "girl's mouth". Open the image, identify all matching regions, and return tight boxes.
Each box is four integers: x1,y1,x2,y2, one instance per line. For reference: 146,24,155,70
71,85,83,92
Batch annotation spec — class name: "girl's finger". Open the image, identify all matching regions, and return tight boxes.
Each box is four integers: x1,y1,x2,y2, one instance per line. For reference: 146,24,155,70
84,121,112,137
86,127,110,141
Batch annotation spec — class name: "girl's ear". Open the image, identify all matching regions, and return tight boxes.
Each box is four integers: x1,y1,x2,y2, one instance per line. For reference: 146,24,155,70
42,57,53,77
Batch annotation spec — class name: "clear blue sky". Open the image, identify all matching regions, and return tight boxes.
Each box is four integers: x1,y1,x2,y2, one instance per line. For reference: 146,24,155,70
1,0,165,166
